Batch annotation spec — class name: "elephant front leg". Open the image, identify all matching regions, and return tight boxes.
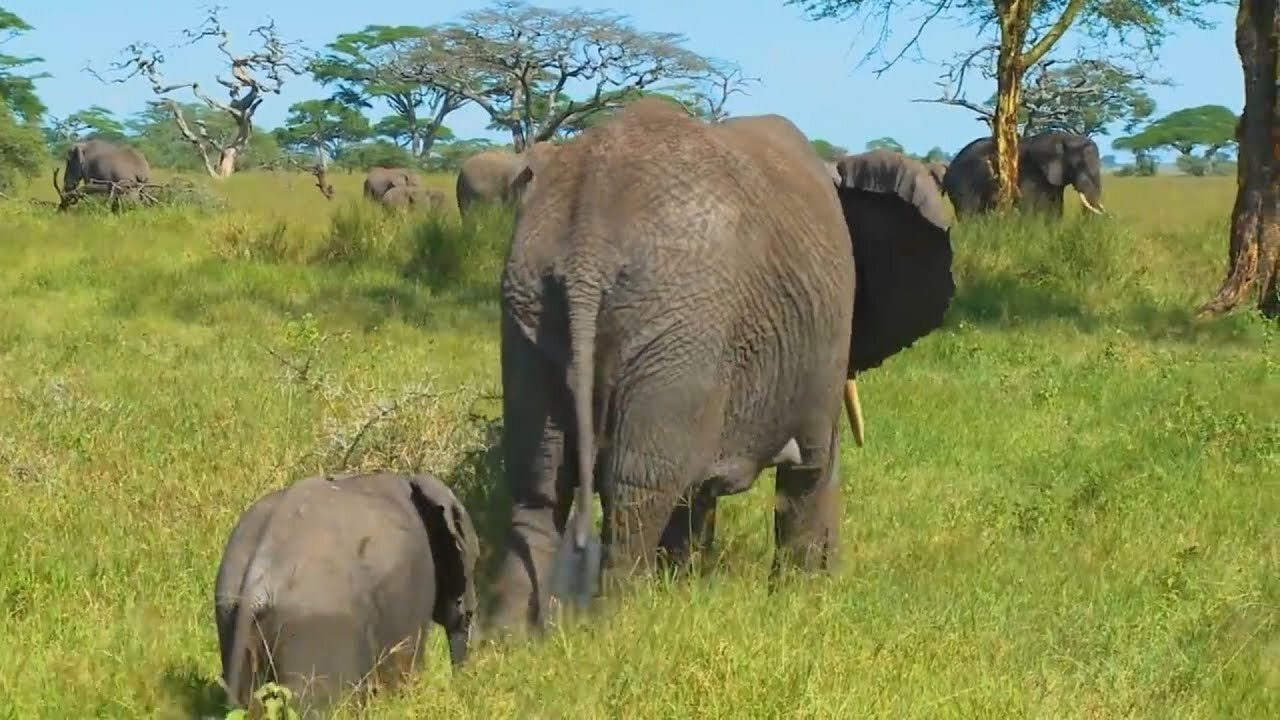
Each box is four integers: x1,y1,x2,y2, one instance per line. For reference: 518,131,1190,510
771,417,842,579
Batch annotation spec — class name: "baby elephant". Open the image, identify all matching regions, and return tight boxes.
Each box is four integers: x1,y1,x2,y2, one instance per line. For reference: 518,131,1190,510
214,471,480,717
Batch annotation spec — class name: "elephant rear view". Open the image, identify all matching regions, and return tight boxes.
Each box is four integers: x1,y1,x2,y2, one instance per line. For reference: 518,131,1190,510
944,131,1106,217
486,98,955,639
363,166,420,201
214,471,479,718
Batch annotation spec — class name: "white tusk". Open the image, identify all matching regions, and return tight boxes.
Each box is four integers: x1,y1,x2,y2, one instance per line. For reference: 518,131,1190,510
843,379,865,448
1077,191,1106,215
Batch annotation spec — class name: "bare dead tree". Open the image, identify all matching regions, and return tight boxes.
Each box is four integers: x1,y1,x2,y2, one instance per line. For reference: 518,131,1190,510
668,59,760,122
88,5,304,178
393,1,717,150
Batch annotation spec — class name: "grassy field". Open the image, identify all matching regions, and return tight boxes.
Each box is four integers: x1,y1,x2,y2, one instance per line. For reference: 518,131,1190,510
0,168,1276,719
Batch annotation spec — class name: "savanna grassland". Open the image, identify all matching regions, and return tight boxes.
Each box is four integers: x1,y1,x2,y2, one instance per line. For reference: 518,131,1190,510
0,169,1276,719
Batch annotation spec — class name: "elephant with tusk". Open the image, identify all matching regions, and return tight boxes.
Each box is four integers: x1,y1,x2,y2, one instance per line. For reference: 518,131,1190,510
943,130,1107,218
484,99,955,639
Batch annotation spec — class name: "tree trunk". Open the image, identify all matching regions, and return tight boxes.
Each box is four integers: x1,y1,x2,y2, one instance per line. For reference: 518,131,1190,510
1198,0,1280,319
991,9,1032,211
213,146,238,178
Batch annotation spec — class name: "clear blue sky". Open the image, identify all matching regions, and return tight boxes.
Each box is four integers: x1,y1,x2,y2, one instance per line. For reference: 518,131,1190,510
6,1,1241,160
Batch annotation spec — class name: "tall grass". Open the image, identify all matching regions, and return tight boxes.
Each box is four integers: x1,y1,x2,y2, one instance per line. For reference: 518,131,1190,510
0,171,1275,719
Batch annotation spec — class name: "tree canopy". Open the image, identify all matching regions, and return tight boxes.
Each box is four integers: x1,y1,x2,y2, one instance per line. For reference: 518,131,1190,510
787,0,1224,209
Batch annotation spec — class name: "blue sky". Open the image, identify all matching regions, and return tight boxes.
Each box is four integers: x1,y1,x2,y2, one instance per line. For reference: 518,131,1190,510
6,1,1241,160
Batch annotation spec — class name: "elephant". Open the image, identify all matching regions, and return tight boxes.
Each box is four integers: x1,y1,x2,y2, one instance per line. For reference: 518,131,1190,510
53,139,151,210
484,98,955,638
363,166,420,202
943,131,1106,217
214,471,480,718
381,185,447,211
924,160,948,194
454,143,559,217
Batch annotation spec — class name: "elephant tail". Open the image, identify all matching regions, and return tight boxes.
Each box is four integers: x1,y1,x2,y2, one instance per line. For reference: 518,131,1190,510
565,276,601,552
224,568,268,708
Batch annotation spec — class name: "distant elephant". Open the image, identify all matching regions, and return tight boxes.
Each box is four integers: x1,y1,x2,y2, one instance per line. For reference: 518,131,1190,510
363,166,420,201
215,471,479,718
924,160,948,194
54,139,151,210
943,131,1106,217
485,99,955,637
454,143,558,217
381,185,447,211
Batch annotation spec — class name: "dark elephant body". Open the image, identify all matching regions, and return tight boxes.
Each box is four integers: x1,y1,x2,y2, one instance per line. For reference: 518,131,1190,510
214,472,478,717
487,99,955,636
56,139,151,208
363,167,420,201
943,131,1106,217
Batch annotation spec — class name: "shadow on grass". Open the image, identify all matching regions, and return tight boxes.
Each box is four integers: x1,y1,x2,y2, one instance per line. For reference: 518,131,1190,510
941,212,1267,346
159,662,228,719
441,414,513,607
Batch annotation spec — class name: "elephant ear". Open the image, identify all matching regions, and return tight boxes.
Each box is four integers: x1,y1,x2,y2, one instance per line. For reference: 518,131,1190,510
509,141,563,199
405,474,480,626
833,150,956,375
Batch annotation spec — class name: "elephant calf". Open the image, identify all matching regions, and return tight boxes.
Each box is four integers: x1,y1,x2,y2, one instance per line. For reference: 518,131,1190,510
214,471,479,717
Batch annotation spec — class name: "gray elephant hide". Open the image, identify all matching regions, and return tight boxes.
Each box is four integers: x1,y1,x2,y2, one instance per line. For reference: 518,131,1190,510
214,471,478,717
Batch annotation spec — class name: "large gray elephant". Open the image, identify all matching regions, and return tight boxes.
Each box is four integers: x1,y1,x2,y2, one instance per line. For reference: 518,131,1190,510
54,139,151,210
454,143,558,217
484,98,955,637
363,166,420,201
943,131,1106,217
215,471,479,718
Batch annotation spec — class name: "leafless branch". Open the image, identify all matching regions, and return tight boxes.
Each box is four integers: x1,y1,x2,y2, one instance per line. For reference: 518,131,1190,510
86,4,304,177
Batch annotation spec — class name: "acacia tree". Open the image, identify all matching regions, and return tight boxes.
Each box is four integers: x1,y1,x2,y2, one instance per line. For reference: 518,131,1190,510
92,6,303,178
0,8,47,192
1116,104,1238,175
275,99,371,165
1198,0,1279,319
394,0,734,150
787,0,1220,210
966,59,1161,137
309,25,464,159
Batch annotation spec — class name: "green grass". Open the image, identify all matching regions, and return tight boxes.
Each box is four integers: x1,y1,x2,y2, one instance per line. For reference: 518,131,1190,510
0,170,1276,719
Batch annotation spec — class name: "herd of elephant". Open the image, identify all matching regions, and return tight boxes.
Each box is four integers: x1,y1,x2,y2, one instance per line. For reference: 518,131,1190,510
52,124,1107,222
49,106,1108,717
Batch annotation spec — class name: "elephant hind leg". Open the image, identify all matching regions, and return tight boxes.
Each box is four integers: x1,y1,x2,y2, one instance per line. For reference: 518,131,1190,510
771,413,842,579
601,378,726,593
657,483,720,574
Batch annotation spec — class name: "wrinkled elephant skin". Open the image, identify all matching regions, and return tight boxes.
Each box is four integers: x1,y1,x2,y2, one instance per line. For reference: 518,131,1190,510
214,472,479,718
485,101,955,639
